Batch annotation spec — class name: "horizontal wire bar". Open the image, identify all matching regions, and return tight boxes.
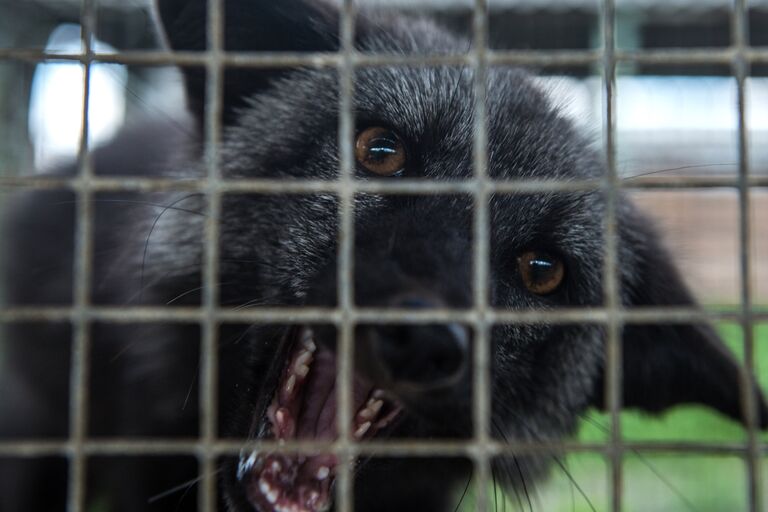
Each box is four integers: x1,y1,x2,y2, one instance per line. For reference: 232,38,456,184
0,306,763,324
0,439,759,458
1,176,767,194
4,47,768,67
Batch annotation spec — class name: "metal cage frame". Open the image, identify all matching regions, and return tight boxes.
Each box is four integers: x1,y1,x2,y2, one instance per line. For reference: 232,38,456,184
0,0,765,511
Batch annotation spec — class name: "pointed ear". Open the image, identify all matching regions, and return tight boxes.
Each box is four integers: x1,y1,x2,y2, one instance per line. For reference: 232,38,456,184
153,0,340,123
591,201,768,429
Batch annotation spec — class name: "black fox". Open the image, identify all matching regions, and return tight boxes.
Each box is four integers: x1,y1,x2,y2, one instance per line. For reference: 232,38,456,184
1,1,766,511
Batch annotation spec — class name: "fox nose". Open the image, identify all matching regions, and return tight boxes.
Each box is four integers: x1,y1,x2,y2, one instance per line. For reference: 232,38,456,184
372,297,469,390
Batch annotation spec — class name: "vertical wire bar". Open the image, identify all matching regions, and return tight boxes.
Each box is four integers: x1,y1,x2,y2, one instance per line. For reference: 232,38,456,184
336,1,357,511
67,1,95,510
732,1,762,510
600,1,624,511
471,0,491,510
200,0,225,510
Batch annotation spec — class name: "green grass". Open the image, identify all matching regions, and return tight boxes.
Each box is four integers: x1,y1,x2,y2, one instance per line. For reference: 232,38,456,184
457,323,768,512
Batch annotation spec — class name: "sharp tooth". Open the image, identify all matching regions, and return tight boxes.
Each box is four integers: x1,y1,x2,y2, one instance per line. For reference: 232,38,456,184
316,466,330,480
284,375,296,396
368,399,383,415
301,330,316,352
303,339,317,353
274,407,294,438
267,488,279,504
295,351,313,368
372,389,386,399
271,460,282,472
357,407,374,421
354,421,371,439
296,364,310,378
357,399,383,421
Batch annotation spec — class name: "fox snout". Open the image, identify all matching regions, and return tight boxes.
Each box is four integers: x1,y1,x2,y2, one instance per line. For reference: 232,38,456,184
357,297,470,396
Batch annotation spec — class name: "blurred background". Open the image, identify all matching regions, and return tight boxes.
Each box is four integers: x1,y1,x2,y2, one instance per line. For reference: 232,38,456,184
0,0,766,510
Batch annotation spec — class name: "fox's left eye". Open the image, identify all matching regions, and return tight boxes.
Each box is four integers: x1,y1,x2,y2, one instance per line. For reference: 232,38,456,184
518,250,565,295
355,126,407,176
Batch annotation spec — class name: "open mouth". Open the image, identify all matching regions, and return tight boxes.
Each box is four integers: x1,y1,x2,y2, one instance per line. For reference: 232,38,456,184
237,327,403,512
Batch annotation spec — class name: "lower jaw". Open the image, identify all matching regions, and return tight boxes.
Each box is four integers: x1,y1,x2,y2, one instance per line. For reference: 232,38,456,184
241,452,335,512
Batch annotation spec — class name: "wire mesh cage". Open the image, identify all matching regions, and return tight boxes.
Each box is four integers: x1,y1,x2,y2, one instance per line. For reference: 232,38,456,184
0,0,766,511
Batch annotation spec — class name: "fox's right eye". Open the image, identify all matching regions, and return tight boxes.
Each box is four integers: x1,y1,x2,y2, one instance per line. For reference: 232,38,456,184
355,126,407,176
517,250,565,295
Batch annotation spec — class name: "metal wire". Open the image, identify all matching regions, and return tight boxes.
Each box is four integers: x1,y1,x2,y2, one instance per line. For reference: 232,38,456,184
470,1,492,509
0,0,765,511
0,305,766,324
4,175,768,192
0,438,768,458
336,0,357,510
732,1,763,511
198,0,225,509
0,438,763,459
4,47,768,67
66,0,95,510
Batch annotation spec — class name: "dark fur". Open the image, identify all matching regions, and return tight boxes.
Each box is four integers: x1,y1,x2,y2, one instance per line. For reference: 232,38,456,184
1,1,766,511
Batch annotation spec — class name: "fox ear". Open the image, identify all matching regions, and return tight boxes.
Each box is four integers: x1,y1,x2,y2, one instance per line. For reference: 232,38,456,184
154,0,340,124
591,201,768,428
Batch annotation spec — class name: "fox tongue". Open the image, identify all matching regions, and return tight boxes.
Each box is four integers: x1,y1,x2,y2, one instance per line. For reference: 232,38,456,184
295,348,342,439
296,348,376,439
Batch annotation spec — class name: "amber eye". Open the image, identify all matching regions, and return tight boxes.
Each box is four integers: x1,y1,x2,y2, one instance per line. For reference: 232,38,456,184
355,126,407,176
518,250,565,295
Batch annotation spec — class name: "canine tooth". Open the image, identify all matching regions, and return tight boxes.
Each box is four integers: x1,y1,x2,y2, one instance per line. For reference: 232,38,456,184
372,389,385,399
301,330,316,352
295,351,313,368
296,364,310,378
303,339,316,353
357,399,382,421
267,488,279,504
271,460,282,472
284,375,296,395
315,466,330,480
275,407,295,438
368,399,383,415
354,421,371,439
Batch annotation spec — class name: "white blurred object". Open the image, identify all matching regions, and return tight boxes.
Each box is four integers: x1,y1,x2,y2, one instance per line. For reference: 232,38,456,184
28,23,127,171
537,75,768,175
